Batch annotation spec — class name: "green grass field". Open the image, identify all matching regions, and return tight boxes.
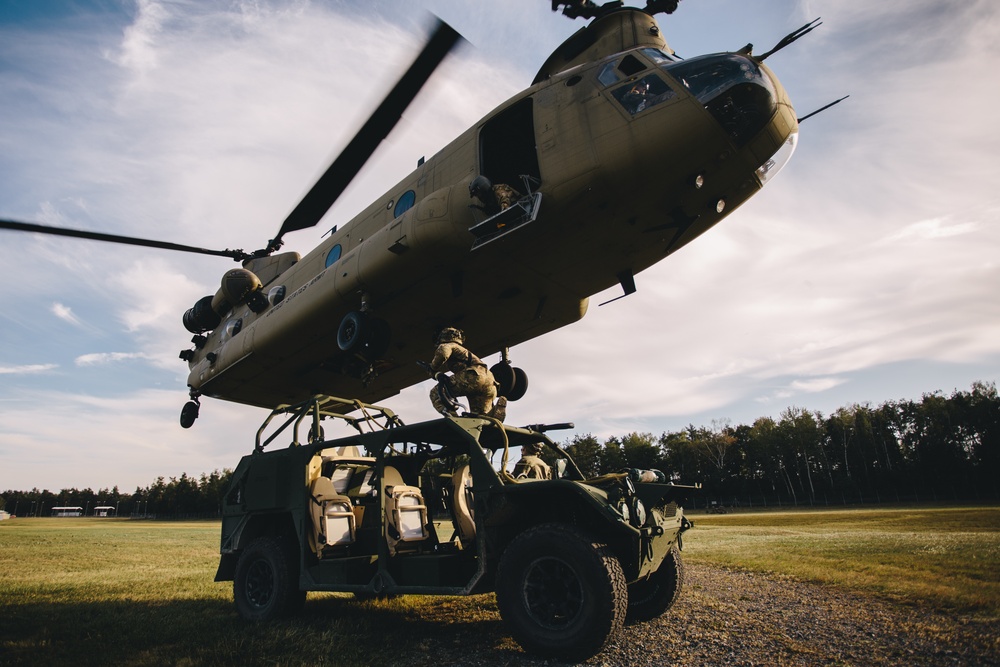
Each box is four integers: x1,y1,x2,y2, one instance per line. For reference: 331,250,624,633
1,506,997,665
684,505,1000,619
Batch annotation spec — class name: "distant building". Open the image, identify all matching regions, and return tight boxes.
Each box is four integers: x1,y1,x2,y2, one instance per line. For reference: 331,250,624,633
51,506,84,517
93,506,116,517
0,510,10,521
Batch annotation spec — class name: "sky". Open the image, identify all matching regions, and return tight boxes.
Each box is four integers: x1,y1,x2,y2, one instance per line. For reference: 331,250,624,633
1,0,998,492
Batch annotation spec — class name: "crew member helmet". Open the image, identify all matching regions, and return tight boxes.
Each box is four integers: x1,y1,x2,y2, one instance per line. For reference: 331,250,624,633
469,175,492,199
437,327,464,344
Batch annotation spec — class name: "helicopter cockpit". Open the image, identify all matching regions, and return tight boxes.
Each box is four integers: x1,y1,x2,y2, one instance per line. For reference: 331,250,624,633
600,47,781,148
662,53,778,146
595,45,797,184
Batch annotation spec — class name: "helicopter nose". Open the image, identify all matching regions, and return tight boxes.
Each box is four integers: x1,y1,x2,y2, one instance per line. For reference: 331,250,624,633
663,54,779,147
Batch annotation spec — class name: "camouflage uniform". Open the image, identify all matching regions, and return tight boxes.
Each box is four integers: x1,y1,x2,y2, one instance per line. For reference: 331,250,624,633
428,329,506,421
513,442,551,480
493,183,520,210
469,175,521,217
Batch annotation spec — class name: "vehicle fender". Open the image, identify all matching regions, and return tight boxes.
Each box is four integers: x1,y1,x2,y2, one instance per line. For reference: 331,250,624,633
488,481,645,579
216,511,299,582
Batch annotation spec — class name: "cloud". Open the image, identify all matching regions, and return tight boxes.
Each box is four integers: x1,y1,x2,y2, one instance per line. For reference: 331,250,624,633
51,302,83,327
75,352,151,366
0,364,58,375
0,388,261,490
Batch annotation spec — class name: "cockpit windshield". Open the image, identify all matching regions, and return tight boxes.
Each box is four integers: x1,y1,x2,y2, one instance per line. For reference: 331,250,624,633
662,54,778,147
663,54,774,106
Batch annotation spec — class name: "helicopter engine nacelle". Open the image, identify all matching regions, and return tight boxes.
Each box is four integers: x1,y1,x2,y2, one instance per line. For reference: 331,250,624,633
182,268,268,334
219,268,267,313
182,295,221,334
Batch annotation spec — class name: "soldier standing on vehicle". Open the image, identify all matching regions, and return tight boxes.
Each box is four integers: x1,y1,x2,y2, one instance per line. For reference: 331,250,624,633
423,327,507,422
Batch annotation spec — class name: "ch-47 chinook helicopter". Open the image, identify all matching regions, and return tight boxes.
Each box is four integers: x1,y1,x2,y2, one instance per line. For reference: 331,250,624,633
2,0,837,427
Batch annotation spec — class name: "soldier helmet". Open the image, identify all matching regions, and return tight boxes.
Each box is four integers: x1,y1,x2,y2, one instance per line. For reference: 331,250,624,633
469,175,492,199
437,327,464,344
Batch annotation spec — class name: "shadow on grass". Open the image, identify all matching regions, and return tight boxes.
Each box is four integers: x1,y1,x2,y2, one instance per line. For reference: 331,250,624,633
1,594,530,666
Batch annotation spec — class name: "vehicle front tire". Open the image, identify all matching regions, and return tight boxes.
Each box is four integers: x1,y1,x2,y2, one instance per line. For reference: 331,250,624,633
495,523,627,662
233,537,305,621
626,544,684,623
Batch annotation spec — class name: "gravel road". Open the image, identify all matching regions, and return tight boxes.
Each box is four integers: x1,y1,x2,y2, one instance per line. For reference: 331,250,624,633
407,562,999,667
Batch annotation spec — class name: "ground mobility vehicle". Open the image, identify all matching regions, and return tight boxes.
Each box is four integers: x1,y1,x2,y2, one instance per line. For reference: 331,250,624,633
216,397,696,661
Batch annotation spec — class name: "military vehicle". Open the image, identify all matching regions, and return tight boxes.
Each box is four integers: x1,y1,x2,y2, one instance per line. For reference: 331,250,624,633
216,396,697,661
1,0,837,427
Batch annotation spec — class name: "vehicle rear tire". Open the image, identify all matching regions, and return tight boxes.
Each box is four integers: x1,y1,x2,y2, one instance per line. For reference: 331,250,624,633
233,537,305,621
626,544,684,623
495,523,627,662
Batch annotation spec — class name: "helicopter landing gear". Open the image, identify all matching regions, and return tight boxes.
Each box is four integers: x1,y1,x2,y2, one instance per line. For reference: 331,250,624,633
337,311,391,381
180,393,201,429
337,311,391,359
491,348,529,401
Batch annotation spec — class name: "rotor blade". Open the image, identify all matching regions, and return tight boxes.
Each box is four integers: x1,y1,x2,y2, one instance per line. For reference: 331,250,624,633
269,18,462,251
0,219,249,260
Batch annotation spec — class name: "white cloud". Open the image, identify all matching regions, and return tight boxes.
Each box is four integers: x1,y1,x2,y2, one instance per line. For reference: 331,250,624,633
51,302,83,327
75,352,151,366
0,364,58,375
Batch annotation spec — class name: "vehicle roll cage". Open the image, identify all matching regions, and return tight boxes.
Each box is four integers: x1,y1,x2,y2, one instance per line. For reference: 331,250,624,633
255,395,404,452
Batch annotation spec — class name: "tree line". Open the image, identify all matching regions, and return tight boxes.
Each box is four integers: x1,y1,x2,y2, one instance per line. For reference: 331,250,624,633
1,470,232,518
4,381,998,515
563,381,1000,505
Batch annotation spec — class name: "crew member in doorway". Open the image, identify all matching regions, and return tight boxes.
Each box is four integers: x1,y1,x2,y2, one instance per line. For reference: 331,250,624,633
469,175,521,217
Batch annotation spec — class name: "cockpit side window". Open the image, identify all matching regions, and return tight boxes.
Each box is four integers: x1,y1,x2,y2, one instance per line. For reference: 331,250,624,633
617,54,646,76
641,48,677,65
611,73,676,116
597,53,648,87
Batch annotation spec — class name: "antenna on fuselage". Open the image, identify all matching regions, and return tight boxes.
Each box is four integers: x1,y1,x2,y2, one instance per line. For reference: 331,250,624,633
797,95,850,124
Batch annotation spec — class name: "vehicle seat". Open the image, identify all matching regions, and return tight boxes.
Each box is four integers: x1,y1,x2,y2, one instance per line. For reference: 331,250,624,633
309,476,356,556
383,466,428,555
451,464,476,545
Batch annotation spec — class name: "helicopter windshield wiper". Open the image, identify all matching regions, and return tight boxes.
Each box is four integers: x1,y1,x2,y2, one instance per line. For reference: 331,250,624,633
756,18,821,62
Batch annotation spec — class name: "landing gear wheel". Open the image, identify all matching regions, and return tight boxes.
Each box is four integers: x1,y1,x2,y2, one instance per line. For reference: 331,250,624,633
507,367,529,401
366,317,391,358
491,362,515,396
337,311,369,354
337,311,390,359
233,537,305,621
495,523,627,662
626,544,684,623
491,363,529,401
179,400,200,429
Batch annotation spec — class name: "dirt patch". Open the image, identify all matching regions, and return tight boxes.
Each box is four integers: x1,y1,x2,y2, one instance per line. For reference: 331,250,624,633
404,562,999,666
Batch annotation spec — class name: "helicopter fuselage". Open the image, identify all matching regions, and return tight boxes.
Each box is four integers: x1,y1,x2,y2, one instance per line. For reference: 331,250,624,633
183,8,798,411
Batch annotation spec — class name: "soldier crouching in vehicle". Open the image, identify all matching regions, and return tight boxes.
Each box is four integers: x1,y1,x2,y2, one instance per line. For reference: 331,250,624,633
513,442,551,479
421,327,507,422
